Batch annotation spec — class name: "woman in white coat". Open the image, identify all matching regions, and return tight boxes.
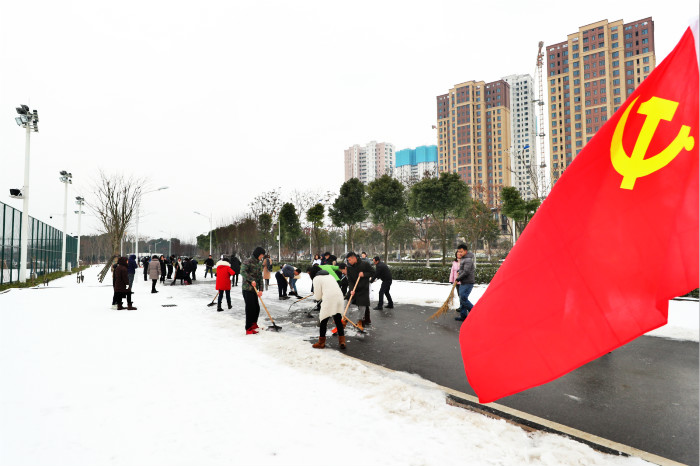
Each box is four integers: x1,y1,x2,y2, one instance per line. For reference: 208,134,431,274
308,265,346,350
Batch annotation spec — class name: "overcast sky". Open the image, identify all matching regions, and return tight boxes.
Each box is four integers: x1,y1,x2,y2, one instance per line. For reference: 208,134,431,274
1,0,697,242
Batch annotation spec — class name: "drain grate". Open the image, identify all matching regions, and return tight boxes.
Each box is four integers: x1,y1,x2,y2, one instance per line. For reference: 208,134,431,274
161,304,177,307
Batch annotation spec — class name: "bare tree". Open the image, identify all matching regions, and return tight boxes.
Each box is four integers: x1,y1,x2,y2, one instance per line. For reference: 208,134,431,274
89,171,143,256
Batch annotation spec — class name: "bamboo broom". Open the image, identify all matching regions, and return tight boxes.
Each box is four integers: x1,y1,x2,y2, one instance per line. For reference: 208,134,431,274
427,281,459,321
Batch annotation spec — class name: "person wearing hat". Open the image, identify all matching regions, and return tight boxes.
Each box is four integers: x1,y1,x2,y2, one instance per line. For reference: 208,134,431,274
241,246,266,334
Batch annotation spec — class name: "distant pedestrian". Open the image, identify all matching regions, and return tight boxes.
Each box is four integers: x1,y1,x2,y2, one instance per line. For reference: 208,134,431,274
113,256,136,310
308,264,346,350
241,247,266,334
171,257,184,286
312,254,322,266
148,254,160,293
127,254,138,291
183,258,193,285
166,255,174,279
215,257,235,312
204,255,215,278
191,258,198,281
159,255,166,284
262,254,272,291
371,255,393,310
230,254,241,287
454,244,475,322
142,256,149,281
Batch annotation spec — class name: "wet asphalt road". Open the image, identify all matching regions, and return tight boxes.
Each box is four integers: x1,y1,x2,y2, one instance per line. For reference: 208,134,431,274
338,303,698,466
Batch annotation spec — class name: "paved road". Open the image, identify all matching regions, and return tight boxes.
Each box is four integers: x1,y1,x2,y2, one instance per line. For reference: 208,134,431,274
336,303,698,466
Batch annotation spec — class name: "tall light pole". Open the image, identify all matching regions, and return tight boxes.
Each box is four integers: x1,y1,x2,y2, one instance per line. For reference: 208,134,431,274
14,105,39,283
135,186,168,259
75,196,85,268
59,171,72,271
193,211,212,256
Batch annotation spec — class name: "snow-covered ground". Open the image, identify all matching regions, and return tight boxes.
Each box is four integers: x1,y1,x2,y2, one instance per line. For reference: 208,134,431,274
0,264,695,466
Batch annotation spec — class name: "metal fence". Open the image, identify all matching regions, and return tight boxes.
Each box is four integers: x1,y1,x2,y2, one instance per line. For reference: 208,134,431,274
1,200,77,285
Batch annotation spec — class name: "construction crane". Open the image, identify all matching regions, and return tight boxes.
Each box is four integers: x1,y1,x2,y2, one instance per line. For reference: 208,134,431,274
534,40,549,199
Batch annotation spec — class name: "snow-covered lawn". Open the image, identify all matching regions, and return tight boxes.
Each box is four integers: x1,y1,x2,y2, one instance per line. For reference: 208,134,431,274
1,264,694,466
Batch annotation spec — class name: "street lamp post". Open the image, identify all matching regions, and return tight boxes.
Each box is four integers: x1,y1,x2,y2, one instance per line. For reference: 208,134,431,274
193,211,213,256
135,186,168,259
75,196,85,268
14,105,39,283
59,171,73,271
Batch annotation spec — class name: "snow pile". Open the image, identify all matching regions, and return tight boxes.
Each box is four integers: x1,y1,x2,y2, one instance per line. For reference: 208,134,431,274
0,265,686,465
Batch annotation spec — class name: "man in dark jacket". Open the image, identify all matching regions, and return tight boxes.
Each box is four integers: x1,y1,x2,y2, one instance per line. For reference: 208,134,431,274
371,256,393,310
159,255,167,283
230,254,242,287
166,256,174,279
455,244,476,321
204,255,215,278
183,258,193,285
113,256,137,310
345,251,375,327
127,254,138,290
191,259,198,281
321,252,337,265
142,256,149,281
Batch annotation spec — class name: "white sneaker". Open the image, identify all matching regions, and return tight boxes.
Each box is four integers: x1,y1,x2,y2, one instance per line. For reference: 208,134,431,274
111,304,117,310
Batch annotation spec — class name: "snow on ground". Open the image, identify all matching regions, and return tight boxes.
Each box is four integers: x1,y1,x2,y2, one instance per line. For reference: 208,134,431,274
0,264,694,466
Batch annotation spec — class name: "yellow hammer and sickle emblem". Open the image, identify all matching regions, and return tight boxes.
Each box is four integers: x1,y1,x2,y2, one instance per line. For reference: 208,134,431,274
611,96,695,190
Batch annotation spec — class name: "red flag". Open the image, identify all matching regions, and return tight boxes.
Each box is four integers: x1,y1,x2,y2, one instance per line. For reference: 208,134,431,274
460,27,699,404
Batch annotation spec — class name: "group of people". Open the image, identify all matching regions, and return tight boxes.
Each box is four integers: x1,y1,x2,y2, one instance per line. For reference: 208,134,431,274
110,242,477,349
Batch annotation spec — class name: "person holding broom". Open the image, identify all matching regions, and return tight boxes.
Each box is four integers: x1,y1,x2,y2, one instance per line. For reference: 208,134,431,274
241,247,266,334
308,264,346,350
345,251,375,327
455,244,476,322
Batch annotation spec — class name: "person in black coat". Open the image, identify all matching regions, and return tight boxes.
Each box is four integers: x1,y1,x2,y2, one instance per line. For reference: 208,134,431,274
113,256,136,310
142,256,150,281
166,256,174,279
230,254,242,287
345,251,375,326
371,256,393,310
183,258,193,285
191,258,198,281
159,255,167,284
204,255,215,278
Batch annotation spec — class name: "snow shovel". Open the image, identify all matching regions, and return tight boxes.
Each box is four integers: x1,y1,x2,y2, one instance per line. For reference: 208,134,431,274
252,284,282,332
207,291,219,307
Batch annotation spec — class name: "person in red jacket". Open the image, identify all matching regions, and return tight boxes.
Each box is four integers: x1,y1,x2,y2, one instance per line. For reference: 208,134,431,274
215,257,236,312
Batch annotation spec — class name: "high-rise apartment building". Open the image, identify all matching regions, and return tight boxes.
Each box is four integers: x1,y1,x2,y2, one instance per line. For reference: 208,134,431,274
436,80,512,207
394,145,438,184
344,141,395,184
503,74,538,200
547,17,655,181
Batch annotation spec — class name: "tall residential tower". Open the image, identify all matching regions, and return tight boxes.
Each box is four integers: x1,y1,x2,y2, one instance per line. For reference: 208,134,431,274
436,79,513,207
344,141,395,184
546,17,655,181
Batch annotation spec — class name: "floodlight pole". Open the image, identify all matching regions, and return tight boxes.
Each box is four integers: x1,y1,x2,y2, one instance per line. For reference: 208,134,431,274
75,197,85,268
16,105,38,283
59,172,72,271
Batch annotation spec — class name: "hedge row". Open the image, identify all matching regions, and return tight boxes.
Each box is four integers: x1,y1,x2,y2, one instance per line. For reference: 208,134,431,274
277,261,699,298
